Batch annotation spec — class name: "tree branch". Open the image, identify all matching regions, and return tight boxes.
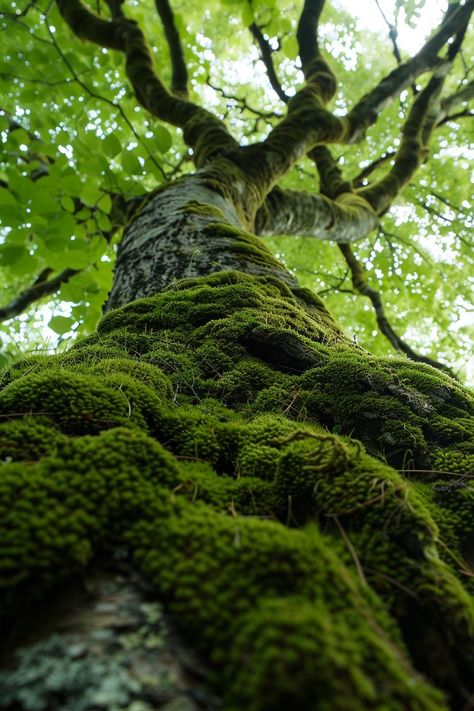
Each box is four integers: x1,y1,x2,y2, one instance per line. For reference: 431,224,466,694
308,145,352,198
352,151,396,188
358,73,445,214
347,0,474,141
55,0,238,166
248,23,289,103
0,269,78,323
338,243,456,377
154,0,188,97
296,0,336,102
255,187,378,243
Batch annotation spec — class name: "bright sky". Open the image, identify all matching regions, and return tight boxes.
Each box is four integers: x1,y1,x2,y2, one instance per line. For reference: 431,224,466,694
338,0,445,53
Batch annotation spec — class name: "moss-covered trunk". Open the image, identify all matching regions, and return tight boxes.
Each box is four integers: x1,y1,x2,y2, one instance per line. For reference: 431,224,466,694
1,172,474,711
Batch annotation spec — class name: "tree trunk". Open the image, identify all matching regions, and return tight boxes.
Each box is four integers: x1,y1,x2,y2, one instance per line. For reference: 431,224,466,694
1,169,474,711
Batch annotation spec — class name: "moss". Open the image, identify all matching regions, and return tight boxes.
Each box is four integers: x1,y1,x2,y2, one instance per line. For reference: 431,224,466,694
181,200,226,219
1,271,474,709
0,418,67,462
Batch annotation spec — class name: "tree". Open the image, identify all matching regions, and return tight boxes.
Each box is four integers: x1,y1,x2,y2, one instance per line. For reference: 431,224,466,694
0,0,473,709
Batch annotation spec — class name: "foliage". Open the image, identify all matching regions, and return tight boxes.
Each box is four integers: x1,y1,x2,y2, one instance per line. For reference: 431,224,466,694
0,0,472,377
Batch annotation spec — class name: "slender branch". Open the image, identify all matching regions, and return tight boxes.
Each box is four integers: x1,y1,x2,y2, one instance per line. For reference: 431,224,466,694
255,187,378,243
246,1,473,201
248,23,289,103
436,108,474,126
154,0,188,97
338,243,456,377
206,77,283,119
55,0,238,166
352,151,396,188
0,270,78,323
373,0,402,65
438,79,474,120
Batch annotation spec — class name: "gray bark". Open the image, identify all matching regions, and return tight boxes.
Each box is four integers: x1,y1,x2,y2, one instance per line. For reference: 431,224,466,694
106,172,297,311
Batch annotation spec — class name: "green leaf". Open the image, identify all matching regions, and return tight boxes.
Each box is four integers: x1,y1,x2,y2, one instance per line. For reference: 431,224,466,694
97,192,112,214
48,315,75,335
96,212,111,232
154,126,172,154
0,244,28,266
0,187,18,206
103,133,122,158
242,2,254,25
122,151,143,175
62,174,83,196
61,196,76,213
81,183,103,207
283,36,299,59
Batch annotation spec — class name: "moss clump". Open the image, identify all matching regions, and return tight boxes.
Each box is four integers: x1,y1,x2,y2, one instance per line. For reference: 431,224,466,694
1,271,473,710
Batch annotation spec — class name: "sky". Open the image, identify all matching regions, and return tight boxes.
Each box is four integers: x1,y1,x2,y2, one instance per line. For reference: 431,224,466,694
338,0,445,53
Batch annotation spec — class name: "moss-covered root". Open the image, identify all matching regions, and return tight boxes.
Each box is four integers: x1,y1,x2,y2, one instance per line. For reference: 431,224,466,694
1,270,474,710
129,505,447,711
0,425,445,710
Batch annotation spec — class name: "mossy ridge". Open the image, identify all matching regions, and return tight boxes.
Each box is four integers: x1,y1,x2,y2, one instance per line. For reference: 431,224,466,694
1,271,473,709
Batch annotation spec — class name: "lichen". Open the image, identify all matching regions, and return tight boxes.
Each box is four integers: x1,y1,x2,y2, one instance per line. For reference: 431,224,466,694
1,271,473,710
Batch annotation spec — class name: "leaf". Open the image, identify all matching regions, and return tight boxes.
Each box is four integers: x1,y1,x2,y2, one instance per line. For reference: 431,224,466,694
81,183,103,207
0,244,28,266
283,36,299,60
62,174,83,196
154,126,172,154
242,2,254,26
61,196,76,213
48,315,75,335
97,192,112,214
103,133,122,158
122,151,143,175
0,187,18,206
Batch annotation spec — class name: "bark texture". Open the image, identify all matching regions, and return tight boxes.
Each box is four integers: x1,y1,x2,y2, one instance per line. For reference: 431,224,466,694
1,182,474,711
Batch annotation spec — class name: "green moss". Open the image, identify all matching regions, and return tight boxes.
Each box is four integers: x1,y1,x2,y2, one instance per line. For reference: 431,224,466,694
181,200,226,219
1,271,473,709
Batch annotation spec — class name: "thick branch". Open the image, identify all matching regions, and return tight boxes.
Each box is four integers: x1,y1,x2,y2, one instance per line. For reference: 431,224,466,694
308,145,352,198
154,0,188,97
338,244,456,377
0,269,77,323
359,74,445,214
56,0,238,166
296,0,336,102
255,187,378,243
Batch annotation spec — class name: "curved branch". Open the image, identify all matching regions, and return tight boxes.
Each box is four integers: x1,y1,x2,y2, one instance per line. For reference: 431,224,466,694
308,145,352,198
56,0,238,166
338,243,456,377
0,269,78,323
255,187,378,243
154,0,188,97
296,0,336,102
358,74,445,214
